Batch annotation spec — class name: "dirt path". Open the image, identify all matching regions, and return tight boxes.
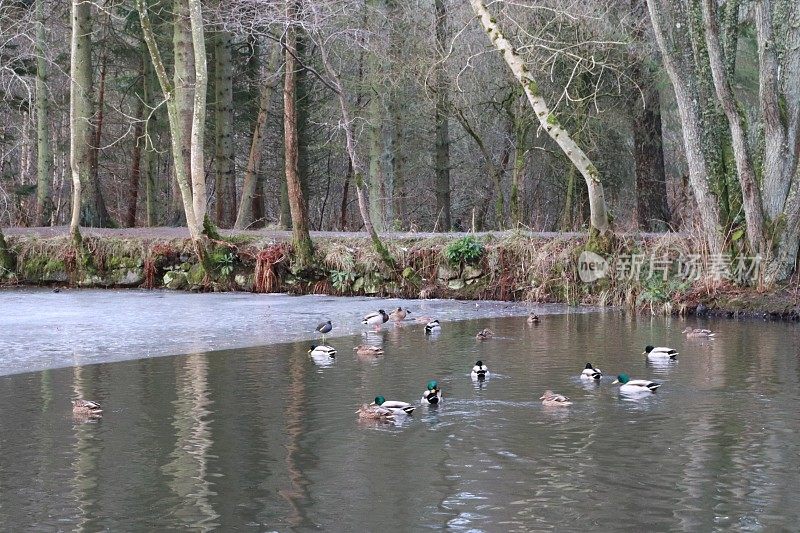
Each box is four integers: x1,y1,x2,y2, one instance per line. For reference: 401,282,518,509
5,225,671,240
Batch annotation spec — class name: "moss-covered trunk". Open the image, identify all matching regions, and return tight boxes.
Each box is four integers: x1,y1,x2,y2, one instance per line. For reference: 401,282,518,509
283,0,315,267
0,226,14,277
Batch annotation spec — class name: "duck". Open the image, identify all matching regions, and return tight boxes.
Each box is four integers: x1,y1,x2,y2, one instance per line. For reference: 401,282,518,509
682,327,715,338
315,320,332,341
580,362,602,380
424,319,441,334
362,309,389,330
421,380,442,404
309,344,337,358
72,399,103,417
643,345,678,360
370,395,415,416
353,344,384,356
527,313,540,324
540,390,572,406
475,328,494,340
612,373,661,393
471,360,489,380
356,402,395,421
389,307,410,321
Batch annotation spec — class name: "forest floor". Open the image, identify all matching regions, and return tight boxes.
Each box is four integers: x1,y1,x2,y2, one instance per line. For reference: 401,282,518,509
2,226,798,320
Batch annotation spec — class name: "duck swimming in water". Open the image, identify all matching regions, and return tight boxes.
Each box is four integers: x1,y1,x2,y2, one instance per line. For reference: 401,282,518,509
612,373,661,394
471,360,489,380
540,390,572,406
643,345,678,360
424,320,441,334
368,395,415,416
421,380,442,404
580,362,602,380
309,344,337,358
353,344,384,356
682,327,715,338
475,328,494,340
72,399,102,417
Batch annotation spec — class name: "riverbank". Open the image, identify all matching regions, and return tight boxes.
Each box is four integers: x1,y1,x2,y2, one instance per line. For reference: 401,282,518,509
1,227,798,319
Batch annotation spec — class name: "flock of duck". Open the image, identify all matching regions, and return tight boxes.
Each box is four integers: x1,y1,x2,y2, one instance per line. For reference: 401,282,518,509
307,309,717,423
71,307,716,422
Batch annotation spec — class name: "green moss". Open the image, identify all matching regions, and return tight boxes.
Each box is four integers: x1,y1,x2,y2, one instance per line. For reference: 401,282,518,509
546,113,559,126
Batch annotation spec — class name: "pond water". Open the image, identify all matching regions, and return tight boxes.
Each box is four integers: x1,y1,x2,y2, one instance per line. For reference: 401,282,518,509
1,312,799,531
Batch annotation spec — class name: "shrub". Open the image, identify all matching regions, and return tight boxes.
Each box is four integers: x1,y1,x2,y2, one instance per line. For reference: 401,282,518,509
444,236,484,265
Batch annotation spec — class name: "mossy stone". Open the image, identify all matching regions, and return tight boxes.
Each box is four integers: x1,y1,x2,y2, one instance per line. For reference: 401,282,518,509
187,263,206,287
164,270,188,290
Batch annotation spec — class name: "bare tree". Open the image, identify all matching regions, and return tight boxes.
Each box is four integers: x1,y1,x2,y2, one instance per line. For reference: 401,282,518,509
469,0,611,240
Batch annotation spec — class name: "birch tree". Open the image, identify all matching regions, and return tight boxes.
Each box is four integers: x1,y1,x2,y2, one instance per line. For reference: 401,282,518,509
468,0,612,240
68,0,92,242
136,0,216,255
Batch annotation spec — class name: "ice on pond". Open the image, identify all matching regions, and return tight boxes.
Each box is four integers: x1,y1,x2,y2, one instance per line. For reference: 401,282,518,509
0,288,588,376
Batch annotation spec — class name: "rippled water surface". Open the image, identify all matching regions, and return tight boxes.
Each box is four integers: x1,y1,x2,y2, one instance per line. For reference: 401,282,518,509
1,312,799,531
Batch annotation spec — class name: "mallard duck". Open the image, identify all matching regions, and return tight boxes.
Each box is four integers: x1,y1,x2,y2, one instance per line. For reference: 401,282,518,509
362,310,389,330
424,319,441,334
540,390,572,406
527,313,540,324
471,360,489,380
72,399,102,417
370,395,415,415
612,373,661,393
581,362,602,380
421,380,442,404
353,344,384,356
682,327,715,338
315,320,332,341
475,328,493,340
643,345,678,360
389,307,410,321
356,403,395,421
309,344,336,358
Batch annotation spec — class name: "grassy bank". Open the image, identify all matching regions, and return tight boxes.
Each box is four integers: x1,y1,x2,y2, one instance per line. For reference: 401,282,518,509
1,230,798,319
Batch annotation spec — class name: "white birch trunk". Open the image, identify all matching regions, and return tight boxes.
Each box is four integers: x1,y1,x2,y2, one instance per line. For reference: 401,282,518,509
468,0,610,235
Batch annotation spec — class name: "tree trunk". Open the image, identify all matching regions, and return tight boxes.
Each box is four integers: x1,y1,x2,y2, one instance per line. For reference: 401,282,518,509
316,25,397,272
235,47,280,230
284,0,315,267
137,0,203,241
85,47,113,228
127,97,144,227
433,0,451,231
0,226,14,276
631,69,670,231
69,0,92,241
646,0,723,252
188,0,208,232
143,45,158,227
34,0,53,226
214,31,235,228
470,0,611,237
170,0,197,231
702,0,765,252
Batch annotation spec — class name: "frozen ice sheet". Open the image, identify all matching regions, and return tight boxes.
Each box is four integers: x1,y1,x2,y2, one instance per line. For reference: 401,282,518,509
0,288,594,376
